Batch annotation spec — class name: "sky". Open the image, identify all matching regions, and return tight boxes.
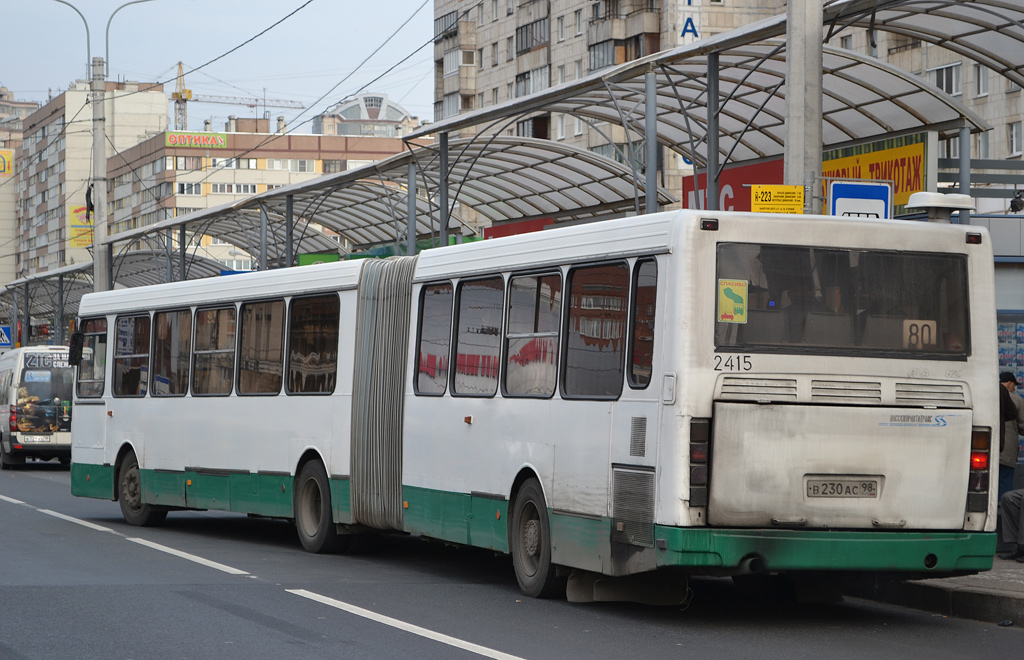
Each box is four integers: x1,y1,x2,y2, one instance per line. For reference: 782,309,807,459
3,0,436,132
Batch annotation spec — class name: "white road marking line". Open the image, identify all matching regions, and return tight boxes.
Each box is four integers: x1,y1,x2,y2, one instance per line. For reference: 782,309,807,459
127,537,250,575
38,509,116,533
287,589,528,660
0,494,25,504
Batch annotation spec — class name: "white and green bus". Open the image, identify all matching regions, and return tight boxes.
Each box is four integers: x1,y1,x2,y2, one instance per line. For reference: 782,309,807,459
70,209,998,599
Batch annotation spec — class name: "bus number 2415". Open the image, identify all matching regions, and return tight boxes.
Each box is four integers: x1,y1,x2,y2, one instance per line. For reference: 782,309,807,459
714,354,752,372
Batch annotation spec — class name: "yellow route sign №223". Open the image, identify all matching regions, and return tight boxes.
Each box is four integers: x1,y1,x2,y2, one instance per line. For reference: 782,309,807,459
718,279,748,323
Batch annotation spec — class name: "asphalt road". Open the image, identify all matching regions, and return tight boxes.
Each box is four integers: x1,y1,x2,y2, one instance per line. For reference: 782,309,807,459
1,460,1021,660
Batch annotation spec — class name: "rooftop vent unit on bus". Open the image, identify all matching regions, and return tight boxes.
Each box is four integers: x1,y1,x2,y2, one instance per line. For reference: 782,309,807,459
906,192,975,224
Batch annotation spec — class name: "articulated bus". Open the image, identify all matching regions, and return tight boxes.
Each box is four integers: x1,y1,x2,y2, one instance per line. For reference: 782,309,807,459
70,210,998,600
0,346,74,468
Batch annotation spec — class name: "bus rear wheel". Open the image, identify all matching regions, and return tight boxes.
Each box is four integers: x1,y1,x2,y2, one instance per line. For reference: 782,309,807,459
117,451,167,527
294,460,342,553
511,478,562,598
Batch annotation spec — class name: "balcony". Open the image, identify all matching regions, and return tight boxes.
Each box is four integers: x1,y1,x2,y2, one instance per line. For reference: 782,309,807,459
587,8,659,46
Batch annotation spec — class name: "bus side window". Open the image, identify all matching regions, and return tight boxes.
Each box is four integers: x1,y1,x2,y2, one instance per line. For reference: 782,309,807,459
453,277,503,397
415,283,454,396
151,309,192,397
505,273,561,398
286,294,340,395
238,300,285,395
113,315,149,397
563,262,629,399
628,259,657,389
193,307,236,396
77,318,108,398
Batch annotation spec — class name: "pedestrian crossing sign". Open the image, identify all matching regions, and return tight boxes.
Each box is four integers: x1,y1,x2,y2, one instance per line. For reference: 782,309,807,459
0,326,11,348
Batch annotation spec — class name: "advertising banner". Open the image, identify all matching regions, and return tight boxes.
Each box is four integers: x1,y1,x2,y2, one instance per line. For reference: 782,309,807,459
165,132,228,148
0,149,12,177
69,204,93,247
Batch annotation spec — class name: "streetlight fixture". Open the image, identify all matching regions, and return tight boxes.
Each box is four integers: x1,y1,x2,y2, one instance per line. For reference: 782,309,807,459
50,0,158,293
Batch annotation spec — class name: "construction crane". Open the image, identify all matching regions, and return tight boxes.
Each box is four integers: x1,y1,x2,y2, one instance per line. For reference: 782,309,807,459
171,62,304,131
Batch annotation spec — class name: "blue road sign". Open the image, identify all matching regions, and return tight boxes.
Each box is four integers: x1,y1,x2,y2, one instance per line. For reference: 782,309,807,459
829,181,893,219
0,326,11,349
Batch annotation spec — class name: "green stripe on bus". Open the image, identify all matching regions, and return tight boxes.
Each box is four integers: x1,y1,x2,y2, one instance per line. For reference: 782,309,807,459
70,462,115,499
655,527,997,572
401,485,509,552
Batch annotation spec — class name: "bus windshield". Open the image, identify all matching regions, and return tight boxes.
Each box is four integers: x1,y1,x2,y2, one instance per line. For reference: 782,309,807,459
16,353,73,433
715,243,969,358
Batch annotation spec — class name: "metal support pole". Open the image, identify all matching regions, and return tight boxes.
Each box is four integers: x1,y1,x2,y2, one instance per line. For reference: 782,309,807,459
23,282,29,346
407,160,418,256
285,194,294,267
785,0,824,213
707,53,720,211
259,205,269,271
439,132,449,248
959,125,972,225
11,291,19,349
91,56,111,291
645,70,659,215
178,226,186,280
56,273,64,345
165,228,173,282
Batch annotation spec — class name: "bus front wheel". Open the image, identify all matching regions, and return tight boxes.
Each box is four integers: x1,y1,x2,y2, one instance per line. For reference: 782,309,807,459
511,478,561,598
117,451,167,527
294,460,342,553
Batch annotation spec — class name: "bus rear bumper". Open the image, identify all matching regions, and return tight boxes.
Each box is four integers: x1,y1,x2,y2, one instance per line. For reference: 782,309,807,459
654,527,996,575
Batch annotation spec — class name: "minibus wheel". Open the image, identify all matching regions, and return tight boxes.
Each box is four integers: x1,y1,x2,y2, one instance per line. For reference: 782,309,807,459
511,478,561,598
117,451,167,527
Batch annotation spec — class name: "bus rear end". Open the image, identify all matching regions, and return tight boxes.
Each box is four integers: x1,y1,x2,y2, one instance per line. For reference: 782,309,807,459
666,212,996,579
0,348,74,468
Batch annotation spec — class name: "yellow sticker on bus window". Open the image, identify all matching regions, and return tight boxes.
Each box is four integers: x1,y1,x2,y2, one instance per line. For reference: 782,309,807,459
718,280,748,323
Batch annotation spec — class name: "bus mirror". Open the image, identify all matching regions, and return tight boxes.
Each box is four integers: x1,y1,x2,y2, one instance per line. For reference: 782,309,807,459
68,331,84,366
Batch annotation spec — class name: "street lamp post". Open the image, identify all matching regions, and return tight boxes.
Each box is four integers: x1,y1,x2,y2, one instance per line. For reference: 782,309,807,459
52,0,157,292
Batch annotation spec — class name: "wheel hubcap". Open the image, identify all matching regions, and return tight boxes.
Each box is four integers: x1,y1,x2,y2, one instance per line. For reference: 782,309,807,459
523,519,539,557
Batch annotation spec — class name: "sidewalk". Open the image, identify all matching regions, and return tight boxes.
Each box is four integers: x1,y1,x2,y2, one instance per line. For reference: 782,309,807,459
847,556,1024,625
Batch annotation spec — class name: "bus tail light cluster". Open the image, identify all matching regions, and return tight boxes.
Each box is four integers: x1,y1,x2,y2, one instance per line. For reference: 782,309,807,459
966,426,990,512
8,405,16,433
690,418,710,507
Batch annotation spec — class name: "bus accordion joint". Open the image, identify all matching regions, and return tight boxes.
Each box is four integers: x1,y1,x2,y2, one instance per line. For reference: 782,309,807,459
689,418,711,507
966,426,991,512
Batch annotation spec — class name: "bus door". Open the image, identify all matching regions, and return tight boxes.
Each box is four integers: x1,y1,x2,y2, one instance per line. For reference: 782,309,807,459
71,321,111,477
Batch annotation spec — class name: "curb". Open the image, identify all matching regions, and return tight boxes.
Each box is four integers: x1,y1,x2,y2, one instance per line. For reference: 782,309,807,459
846,578,1024,625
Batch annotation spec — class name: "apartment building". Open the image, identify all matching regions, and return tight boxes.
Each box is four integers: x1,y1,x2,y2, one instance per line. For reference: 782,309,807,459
15,80,167,277
106,123,421,270
0,86,38,287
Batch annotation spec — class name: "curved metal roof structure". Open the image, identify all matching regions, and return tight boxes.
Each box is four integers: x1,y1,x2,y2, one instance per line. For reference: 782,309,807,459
825,0,1024,88
105,136,677,261
0,251,226,324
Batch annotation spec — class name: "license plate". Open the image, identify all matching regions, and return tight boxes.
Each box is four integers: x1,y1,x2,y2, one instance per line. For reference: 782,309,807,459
19,435,50,443
806,477,878,498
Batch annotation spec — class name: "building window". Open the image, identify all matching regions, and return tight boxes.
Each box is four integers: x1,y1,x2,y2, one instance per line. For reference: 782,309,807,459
558,16,565,41
323,159,345,174
492,88,499,105
931,63,962,96
976,131,989,159
492,0,498,20
515,66,550,97
443,48,460,77
478,47,485,69
575,9,583,35
576,59,584,80
589,40,618,72
840,35,852,50
516,17,549,54
492,42,499,66
506,36,514,61
975,64,988,97
176,182,201,196
1011,121,1022,157
555,113,565,140
434,11,458,41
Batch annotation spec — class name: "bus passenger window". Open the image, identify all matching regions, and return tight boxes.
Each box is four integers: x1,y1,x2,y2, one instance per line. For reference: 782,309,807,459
629,259,657,388
238,300,285,395
113,315,150,397
193,307,236,396
564,263,628,398
287,295,340,395
415,283,453,395
151,310,192,396
77,318,107,398
505,273,561,397
453,277,503,396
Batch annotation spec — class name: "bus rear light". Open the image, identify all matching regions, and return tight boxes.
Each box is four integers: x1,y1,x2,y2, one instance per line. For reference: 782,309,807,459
968,471,989,492
689,418,711,507
971,427,990,451
966,426,990,512
966,233,983,245
700,218,719,231
8,405,15,433
970,451,989,471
